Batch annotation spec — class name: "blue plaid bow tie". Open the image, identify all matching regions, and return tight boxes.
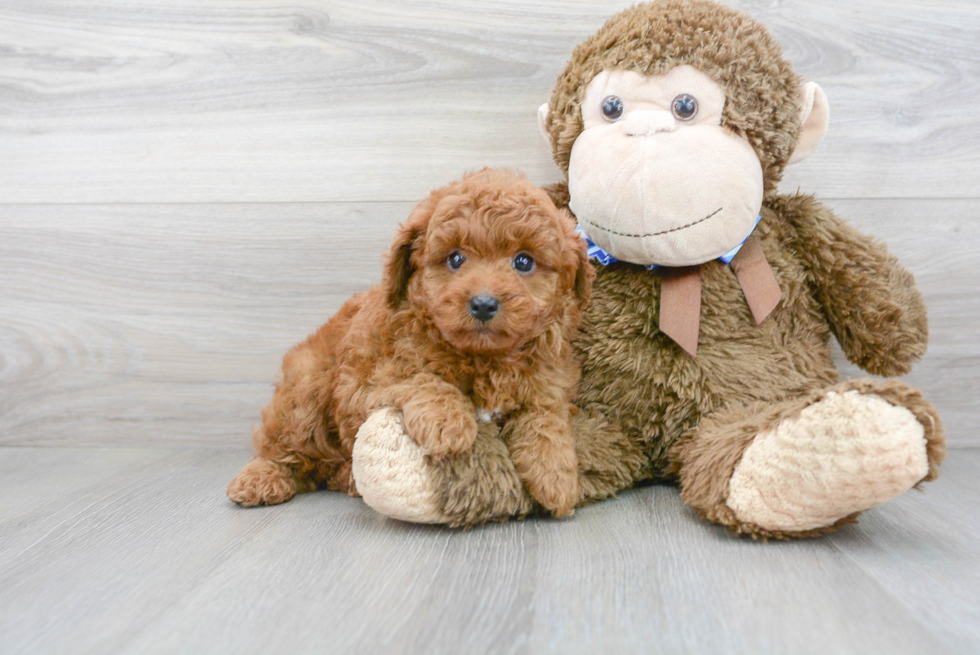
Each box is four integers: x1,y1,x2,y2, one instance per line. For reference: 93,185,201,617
577,214,762,269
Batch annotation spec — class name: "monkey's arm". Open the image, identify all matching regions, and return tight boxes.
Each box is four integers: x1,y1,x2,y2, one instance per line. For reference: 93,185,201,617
778,194,928,376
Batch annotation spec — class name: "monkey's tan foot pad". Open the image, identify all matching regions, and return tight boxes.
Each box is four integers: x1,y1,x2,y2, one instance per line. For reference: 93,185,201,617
726,390,929,532
351,408,450,524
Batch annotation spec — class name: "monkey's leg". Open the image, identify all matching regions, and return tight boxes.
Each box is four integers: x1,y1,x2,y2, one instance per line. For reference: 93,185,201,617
671,379,945,539
351,407,647,527
350,409,527,526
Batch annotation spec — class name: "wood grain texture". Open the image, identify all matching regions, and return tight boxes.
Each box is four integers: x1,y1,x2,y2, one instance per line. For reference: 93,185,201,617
0,0,977,203
0,446,977,654
0,202,411,446
1,199,976,448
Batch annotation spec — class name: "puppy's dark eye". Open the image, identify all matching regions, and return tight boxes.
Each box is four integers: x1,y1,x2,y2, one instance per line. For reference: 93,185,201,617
512,253,535,273
447,251,466,270
672,94,698,121
601,95,624,122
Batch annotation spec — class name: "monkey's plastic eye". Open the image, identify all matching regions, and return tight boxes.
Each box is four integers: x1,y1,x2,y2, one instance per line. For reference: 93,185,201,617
672,94,698,121
448,251,466,270
601,95,624,121
512,253,535,273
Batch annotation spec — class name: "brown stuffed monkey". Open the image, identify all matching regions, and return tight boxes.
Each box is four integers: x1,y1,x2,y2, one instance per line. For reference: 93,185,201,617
350,0,945,539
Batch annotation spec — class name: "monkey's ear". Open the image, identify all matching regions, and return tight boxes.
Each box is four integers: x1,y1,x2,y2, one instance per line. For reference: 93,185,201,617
788,82,830,165
383,217,423,309
537,103,551,145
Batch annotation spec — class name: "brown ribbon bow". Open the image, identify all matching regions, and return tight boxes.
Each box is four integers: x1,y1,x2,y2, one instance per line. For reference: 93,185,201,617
658,236,782,357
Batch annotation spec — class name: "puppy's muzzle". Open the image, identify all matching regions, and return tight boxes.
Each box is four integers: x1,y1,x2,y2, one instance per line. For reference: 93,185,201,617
469,294,500,322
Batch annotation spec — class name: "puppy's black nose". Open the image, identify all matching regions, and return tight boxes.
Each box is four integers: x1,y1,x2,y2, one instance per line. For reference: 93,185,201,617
469,294,500,322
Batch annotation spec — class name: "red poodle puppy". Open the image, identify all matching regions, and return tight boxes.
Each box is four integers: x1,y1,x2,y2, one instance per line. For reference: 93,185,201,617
228,168,593,517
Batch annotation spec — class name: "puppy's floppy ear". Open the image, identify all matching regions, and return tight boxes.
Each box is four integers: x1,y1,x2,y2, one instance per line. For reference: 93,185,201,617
384,192,469,308
383,204,429,309
560,208,594,307
573,238,595,308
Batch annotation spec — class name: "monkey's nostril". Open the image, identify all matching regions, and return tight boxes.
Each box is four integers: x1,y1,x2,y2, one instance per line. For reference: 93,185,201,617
469,294,500,322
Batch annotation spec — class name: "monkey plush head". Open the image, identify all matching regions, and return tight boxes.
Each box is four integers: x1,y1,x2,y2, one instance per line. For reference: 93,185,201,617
538,0,829,267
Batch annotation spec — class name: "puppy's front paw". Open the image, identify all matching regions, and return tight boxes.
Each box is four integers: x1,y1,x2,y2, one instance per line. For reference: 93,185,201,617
508,413,580,519
526,464,579,519
401,397,477,459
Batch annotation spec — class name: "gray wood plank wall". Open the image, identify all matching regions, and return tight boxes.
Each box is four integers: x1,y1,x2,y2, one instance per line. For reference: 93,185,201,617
2,0,978,447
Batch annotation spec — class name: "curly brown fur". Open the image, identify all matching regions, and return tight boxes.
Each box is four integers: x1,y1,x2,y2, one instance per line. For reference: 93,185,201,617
228,168,594,518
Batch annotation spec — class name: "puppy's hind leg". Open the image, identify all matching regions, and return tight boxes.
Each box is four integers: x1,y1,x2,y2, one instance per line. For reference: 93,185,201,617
229,296,365,507
228,388,346,507
228,414,336,507
228,347,344,506
227,457,302,507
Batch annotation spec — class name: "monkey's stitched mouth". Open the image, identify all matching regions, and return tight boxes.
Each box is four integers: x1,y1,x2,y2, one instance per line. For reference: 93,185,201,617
582,207,723,238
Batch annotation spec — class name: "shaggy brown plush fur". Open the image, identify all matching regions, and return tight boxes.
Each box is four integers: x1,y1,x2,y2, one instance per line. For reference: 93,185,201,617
228,168,594,517
389,0,945,538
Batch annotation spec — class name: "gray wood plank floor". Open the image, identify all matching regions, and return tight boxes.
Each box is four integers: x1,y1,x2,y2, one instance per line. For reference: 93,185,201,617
0,446,977,655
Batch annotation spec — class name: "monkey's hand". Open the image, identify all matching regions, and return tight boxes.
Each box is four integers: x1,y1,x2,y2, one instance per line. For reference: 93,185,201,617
781,194,928,376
